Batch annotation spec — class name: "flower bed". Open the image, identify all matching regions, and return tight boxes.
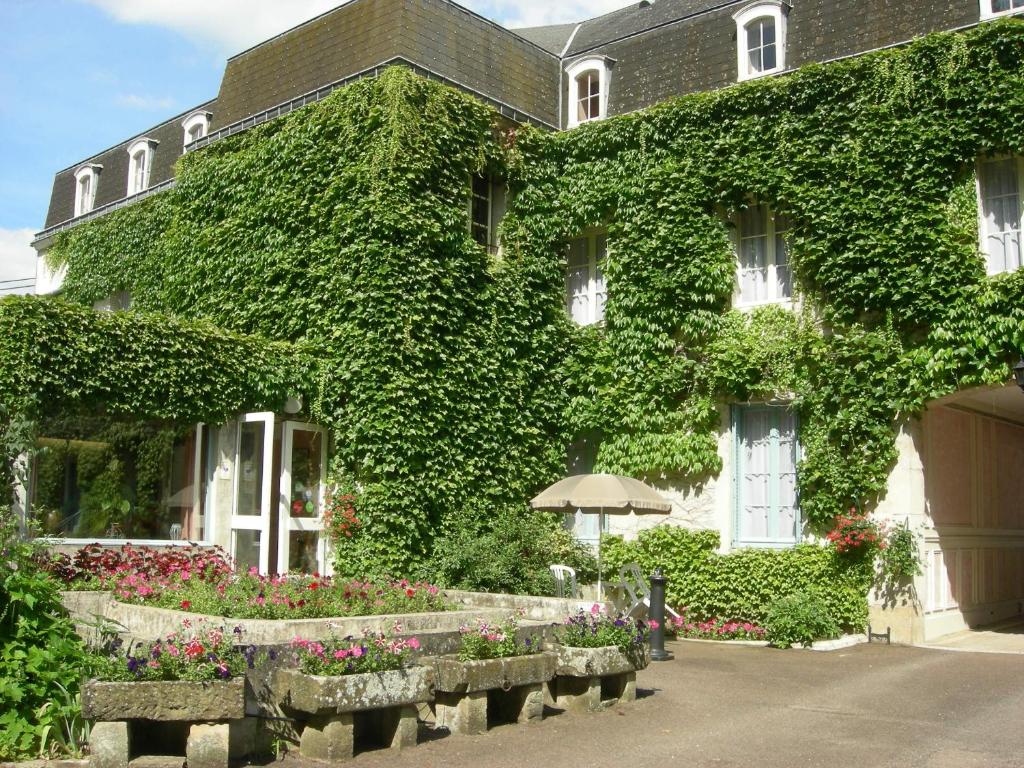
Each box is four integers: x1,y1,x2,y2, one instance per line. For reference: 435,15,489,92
277,629,431,760
549,608,649,713
42,544,447,620
668,614,767,642
83,620,253,768
41,543,232,591
431,614,552,735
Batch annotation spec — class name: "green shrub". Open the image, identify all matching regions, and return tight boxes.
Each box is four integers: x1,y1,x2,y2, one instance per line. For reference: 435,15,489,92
601,525,870,631
764,592,840,649
0,510,90,760
428,505,597,596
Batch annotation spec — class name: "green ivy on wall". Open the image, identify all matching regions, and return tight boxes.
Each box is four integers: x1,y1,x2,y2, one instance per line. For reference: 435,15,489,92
7,20,1024,575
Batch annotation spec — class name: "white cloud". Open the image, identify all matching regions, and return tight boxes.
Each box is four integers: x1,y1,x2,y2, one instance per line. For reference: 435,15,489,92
116,93,178,111
0,228,39,296
81,0,635,53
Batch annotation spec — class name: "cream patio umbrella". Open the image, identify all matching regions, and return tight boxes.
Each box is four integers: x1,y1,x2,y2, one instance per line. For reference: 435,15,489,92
530,473,671,596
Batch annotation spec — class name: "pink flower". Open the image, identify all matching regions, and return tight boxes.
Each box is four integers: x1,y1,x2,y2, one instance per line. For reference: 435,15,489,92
167,644,180,657
590,603,601,616
648,620,660,630
147,661,160,669
334,649,350,659
407,637,420,650
352,646,364,658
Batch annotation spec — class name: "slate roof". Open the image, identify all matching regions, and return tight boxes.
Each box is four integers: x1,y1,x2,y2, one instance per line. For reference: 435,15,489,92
43,99,216,231
512,22,579,55
213,0,560,130
37,0,992,239
566,0,733,57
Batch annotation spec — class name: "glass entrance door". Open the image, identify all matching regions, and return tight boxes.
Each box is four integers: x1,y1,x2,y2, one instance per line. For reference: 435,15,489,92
230,413,274,574
277,422,328,575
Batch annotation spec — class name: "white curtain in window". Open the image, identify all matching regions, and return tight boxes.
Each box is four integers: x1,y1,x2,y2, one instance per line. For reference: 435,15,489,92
740,409,772,541
738,408,798,544
566,239,591,324
774,213,791,298
980,157,1022,274
594,233,608,322
739,206,769,302
775,410,798,540
746,18,776,74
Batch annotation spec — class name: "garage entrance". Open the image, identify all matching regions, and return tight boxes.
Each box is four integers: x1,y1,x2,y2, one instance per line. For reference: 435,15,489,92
919,384,1024,640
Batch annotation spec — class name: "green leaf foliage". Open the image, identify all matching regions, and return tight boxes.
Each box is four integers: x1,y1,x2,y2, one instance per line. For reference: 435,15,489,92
602,526,871,630
11,22,1024,572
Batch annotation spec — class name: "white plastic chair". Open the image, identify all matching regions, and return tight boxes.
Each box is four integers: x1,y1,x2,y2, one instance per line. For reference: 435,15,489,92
550,564,580,599
618,562,680,620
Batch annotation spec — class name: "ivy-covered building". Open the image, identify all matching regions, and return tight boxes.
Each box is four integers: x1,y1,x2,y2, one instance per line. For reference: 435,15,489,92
11,0,1024,641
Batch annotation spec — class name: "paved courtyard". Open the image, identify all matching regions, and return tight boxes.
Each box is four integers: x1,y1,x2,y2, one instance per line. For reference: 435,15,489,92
280,640,1024,768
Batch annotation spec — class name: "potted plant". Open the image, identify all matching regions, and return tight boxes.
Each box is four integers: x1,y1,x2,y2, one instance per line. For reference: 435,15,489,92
550,607,649,712
432,614,555,735
275,628,430,760
82,620,253,768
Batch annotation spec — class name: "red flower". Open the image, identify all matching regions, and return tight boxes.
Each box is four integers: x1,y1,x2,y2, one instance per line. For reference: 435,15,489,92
180,600,191,610
308,581,319,591
406,588,415,598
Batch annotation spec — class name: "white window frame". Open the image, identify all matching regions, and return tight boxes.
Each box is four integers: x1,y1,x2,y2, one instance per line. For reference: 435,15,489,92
467,175,506,254
976,154,1024,276
182,110,212,148
565,228,608,326
73,164,101,217
733,204,793,308
733,2,787,82
566,57,611,129
732,404,801,549
980,0,1024,21
126,138,158,196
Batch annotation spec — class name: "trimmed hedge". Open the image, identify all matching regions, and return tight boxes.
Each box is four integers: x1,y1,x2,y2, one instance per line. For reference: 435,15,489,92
601,526,871,630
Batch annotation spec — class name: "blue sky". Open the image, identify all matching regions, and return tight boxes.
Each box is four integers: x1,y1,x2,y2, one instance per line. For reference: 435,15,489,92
0,0,632,294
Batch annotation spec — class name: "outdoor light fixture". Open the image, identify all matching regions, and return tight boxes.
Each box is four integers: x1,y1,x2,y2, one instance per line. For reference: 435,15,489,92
1014,357,1024,393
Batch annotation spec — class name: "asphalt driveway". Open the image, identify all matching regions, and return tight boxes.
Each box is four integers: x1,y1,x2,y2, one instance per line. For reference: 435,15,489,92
280,640,1024,768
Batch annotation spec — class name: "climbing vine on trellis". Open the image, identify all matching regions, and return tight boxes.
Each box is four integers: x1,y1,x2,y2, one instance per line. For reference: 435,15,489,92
9,20,1024,572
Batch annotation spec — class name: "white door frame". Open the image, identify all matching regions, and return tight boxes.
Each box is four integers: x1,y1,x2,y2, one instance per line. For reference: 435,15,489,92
230,412,275,574
277,421,329,575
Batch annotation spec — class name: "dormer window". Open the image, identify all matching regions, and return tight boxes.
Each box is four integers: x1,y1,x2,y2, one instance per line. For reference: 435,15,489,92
566,57,612,128
73,164,101,217
126,138,158,196
182,110,212,148
733,2,787,81
981,0,1024,21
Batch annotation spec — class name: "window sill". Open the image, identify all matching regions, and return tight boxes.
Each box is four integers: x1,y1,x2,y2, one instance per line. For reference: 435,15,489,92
734,297,798,311
732,539,799,550
737,66,785,83
981,9,1024,21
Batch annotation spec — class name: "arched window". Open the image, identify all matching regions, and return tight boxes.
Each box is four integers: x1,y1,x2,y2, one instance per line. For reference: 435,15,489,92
733,2,787,81
73,164,100,217
182,110,212,148
126,138,158,195
566,57,612,128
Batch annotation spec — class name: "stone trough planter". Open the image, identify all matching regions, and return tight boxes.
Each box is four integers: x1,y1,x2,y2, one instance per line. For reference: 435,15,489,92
548,644,649,712
274,666,433,761
82,678,247,768
431,652,556,736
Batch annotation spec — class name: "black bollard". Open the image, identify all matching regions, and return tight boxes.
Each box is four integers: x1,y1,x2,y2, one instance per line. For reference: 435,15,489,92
649,567,674,662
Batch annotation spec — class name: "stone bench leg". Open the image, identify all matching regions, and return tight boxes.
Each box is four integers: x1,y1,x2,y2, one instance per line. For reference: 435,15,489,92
553,675,602,713
435,690,487,736
90,721,129,768
517,683,544,723
598,671,637,705
368,705,418,750
298,713,354,761
186,722,230,768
